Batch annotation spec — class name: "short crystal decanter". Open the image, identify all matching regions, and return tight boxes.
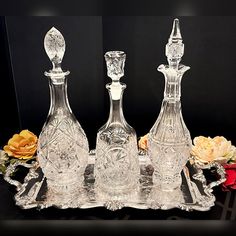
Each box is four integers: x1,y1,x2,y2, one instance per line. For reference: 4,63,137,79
94,51,140,206
37,27,89,195
148,19,192,200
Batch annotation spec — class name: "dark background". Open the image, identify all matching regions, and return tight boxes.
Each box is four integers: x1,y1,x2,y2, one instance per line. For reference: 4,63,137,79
1,16,236,149
0,16,236,221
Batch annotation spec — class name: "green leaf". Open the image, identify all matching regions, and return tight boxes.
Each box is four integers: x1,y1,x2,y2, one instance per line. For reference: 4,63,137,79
10,168,18,177
0,164,6,174
21,159,30,163
228,159,235,164
9,158,18,164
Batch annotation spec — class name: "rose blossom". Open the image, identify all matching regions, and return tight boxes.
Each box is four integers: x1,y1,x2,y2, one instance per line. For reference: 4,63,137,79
191,136,235,164
138,134,148,150
221,163,236,191
4,130,38,159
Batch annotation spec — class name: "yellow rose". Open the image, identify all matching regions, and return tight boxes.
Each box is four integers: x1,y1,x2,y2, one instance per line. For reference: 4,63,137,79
191,136,234,164
138,134,148,150
4,130,38,159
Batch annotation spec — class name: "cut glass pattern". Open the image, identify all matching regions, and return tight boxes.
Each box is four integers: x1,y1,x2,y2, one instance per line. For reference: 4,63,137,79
3,152,226,211
94,51,140,203
44,27,65,66
148,19,192,197
37,27,89,196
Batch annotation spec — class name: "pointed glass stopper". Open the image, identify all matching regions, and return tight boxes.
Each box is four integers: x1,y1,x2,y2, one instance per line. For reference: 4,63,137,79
44,27,65,73
105,51,126,82
169,18,182,43
165,18,184,62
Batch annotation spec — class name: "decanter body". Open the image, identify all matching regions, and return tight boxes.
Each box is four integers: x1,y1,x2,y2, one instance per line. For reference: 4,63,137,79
148,19,192,192
37,27,89,193
95,51,139,201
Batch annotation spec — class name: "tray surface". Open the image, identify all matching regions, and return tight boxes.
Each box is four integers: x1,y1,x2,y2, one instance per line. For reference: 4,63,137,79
3,152,225,211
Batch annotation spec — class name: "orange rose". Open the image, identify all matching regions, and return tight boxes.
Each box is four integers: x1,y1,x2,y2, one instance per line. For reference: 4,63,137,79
138,134,148,150
4,130,38,159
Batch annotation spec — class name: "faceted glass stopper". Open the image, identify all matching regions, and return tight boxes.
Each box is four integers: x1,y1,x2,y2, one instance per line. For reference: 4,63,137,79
105,51,126,80
165,19,184,60
44,27,65,71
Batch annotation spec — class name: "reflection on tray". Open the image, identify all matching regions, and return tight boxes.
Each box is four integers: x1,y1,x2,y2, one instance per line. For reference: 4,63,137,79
3,153,226,211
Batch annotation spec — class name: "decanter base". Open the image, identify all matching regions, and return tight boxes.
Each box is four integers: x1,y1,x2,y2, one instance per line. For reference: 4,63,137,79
46,179,84,194
149,187,184,209
45,186,88,209
95,183,140,203
153,174,182,192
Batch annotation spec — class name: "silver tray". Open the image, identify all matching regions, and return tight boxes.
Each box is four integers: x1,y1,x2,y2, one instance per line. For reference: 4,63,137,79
3,151,226,211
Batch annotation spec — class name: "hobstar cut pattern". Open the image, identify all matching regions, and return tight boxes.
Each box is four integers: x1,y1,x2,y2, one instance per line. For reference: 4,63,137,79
148,19,192,196
38,110,89,189
95,133,139,192
150,144,190,188
94,51,140,202
37,27,89,195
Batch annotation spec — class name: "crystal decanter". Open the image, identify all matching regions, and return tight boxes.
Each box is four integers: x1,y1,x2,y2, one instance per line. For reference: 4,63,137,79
148,19,192,199
37,27,89,195
94,51,140,207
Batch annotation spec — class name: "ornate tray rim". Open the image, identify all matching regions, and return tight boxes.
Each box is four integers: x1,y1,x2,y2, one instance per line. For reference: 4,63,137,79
3,151,226,211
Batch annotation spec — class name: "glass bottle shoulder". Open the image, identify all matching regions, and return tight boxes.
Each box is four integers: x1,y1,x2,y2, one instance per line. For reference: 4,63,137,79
98,120,136,136
149,100,191,144
97,121,137,145
40,108,88,147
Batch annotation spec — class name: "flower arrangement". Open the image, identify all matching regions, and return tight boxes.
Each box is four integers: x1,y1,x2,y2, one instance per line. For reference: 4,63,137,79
0,130,37,174
138,134,236,191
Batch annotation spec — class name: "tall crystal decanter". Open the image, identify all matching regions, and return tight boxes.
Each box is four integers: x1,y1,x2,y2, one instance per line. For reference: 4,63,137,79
37,27,89,194
148,19,192,193
94,51,140,203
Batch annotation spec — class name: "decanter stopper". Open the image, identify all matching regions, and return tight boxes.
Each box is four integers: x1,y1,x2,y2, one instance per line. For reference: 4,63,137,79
44,27,65,72
105,51,126,100
44,27,69,82
165,18,184,67
105,51,125,80
37,27,89,199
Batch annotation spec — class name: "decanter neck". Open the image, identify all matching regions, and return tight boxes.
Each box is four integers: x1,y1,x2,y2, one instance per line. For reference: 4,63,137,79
48,77,72,115
158,64,190,102
106,82,126,124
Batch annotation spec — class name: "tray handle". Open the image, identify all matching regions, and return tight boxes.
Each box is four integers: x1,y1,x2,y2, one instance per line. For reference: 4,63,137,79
191,157,226,192
4,160,37,191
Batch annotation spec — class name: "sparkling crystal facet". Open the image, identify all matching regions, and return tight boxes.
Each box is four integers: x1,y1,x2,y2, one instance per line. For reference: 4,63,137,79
44,27,65,73
94,51,140,203
37,27,89,199
148,19,192,202
44,27,65,62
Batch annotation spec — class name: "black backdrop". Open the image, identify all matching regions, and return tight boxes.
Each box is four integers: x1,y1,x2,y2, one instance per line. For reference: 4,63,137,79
2,16,104,149
0,16,236,220
1,16,236,149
